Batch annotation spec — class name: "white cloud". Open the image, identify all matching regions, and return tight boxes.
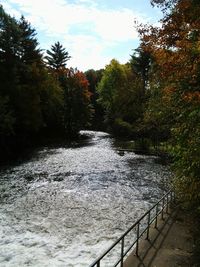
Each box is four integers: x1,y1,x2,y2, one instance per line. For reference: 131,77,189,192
2,0,149,70
63,34,112,70
0,1,21,18
94,9,139,41
75,0,97,7
5,0,142,41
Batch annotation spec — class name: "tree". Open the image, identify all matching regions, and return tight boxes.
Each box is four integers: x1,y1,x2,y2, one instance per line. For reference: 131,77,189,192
37,67,64,135
97,59,127,123
0,6,66,161
0,6,45,134
138,0,200,207
85,69,105,129
45,42,92,137
97,59,145,136
0,5,21,94
45,42,71,70
18,16,42,64
54,68,92,137
0,5,20,140
130,45,152,92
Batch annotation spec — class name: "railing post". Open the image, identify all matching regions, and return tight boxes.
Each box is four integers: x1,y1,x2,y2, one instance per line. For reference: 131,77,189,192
166,193,169,214
146,211,151,240
170,190,175,206
155,204,158,229
170,191,173,208
136,222,140,257
173,191,176,204
121,237,124,267
161,198,165,220
89,191,174,267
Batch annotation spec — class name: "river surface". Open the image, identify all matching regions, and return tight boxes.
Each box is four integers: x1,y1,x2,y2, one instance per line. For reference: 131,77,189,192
0,131,171,267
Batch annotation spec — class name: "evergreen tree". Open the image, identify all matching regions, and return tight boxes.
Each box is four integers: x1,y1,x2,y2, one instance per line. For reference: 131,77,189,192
130,46,152,91
0,6,63,161
0,5,21,94
45,42,71,69
18,16,42,64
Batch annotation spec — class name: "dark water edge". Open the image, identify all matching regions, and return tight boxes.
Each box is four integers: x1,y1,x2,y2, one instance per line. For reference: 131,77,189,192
0,131,91,167
113,136,173,164
0,127,172,168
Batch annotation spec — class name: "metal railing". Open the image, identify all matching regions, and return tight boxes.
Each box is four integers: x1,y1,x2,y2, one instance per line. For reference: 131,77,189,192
89,190,175,267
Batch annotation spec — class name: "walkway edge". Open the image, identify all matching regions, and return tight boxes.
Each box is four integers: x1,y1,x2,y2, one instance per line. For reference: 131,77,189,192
124,207,193,267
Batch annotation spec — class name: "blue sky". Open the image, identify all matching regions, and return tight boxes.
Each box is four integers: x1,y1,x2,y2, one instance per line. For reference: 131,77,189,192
2,0,162,71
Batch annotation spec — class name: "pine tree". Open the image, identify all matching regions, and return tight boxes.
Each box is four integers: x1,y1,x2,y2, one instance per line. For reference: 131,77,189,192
0,5,21,91
130,46,152,91
45,42,71,69
18,16,42,64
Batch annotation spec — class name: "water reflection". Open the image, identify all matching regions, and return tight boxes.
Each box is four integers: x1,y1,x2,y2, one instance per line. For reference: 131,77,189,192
0,131,171,267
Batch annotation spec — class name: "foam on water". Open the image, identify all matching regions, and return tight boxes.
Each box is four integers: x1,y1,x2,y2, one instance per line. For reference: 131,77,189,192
0,131,171,267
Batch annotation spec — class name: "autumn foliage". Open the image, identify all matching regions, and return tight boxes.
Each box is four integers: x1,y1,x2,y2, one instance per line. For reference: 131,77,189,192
139,0,200,207
55,67,92,136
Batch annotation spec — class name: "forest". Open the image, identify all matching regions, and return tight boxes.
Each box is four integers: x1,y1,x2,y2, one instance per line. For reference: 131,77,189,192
0,0,200,215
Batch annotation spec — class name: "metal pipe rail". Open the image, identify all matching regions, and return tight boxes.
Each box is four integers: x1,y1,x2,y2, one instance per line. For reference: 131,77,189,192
89,190,175,267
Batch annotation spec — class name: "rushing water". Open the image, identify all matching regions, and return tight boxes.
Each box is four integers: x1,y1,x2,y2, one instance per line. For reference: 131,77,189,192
0,131,171,267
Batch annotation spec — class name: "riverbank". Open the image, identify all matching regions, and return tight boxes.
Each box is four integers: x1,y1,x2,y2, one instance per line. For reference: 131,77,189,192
124,206,197,267
0,131,90,166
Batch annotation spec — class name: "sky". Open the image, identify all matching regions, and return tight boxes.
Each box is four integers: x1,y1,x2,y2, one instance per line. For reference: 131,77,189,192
1,0,162,71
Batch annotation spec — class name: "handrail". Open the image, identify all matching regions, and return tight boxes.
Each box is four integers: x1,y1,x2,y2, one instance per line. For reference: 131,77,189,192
89,190,175,267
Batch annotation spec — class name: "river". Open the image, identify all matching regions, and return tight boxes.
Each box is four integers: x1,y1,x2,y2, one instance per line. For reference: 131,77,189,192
0,131,171,267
